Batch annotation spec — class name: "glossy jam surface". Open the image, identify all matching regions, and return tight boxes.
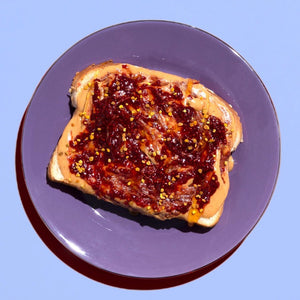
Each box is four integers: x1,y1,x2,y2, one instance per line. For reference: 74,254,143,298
68,67,227,216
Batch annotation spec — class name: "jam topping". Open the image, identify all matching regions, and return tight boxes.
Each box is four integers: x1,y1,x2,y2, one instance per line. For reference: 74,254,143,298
68,67,228,216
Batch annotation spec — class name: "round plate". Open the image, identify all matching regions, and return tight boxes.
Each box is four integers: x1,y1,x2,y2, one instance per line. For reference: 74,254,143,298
21,20,280,278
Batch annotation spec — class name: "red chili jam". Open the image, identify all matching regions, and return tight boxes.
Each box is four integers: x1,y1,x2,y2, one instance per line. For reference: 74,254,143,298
68,67,227,216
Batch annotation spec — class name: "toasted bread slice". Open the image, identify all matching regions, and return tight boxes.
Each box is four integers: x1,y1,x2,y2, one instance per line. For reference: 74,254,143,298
48,61,242,227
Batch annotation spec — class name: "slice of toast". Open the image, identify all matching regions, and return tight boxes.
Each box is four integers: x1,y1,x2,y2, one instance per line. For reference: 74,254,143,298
48,61,242,227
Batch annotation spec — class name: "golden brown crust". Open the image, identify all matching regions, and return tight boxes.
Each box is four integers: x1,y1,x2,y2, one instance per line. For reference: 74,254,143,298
48,61,242,227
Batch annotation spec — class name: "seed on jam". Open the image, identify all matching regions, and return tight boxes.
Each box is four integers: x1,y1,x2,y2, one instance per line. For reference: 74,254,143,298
68,71,228,215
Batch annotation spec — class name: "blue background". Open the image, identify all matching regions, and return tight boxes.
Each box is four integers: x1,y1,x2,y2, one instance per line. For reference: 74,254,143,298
1,0,299,299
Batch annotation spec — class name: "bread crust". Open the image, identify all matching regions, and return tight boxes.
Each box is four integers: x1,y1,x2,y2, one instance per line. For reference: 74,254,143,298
48,62,242,227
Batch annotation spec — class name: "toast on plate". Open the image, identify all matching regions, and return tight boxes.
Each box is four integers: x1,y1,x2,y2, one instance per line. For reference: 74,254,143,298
48,61,243,227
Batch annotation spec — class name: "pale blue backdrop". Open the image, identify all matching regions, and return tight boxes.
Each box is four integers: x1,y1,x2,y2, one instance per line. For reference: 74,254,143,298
1,0,299,299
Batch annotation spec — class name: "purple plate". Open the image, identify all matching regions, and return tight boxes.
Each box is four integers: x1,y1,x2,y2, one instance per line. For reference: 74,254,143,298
21,21,280,278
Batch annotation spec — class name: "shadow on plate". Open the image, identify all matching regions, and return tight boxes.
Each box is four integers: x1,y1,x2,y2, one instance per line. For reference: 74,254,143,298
16,109,243,290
